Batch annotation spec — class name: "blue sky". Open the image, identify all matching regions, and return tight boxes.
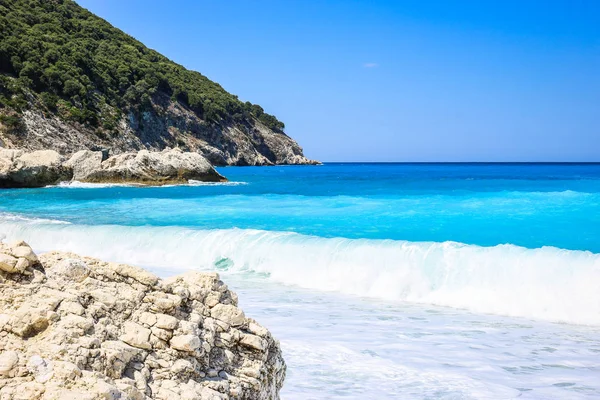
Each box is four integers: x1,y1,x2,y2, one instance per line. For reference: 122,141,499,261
77,0,599,162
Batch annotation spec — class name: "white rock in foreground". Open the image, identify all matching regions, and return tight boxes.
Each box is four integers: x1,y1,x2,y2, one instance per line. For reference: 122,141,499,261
0,241,285,399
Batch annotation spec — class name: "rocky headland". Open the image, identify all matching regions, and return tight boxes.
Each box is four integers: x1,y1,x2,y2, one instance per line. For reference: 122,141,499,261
0,148,226,188
0,240,285,399
0,0,318,167
0,105,318,168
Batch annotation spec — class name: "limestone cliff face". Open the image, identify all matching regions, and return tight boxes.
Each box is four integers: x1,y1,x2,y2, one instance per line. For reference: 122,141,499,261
0,240,286,399
0,92,316,166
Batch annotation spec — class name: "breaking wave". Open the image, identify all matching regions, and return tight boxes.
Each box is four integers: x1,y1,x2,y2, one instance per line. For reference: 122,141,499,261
1,214,599,326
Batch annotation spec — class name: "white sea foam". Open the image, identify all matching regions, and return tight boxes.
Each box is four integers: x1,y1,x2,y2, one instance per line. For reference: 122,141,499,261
1,215,599,326
0,213,71,225
50,180,247,188
52,181,141,188
186,180,248,186
235,275,600,399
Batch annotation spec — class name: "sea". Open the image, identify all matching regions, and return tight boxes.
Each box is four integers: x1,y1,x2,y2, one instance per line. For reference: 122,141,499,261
1,163,599,399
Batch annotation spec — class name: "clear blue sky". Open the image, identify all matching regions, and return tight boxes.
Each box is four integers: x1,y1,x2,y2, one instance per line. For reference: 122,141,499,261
76,0,599,162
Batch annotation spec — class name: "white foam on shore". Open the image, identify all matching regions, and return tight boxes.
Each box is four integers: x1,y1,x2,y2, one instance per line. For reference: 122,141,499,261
0,212,71,225
186,180,248,186
1,214,599,326
49,180,248,188
233,274,600,399
53,181,140,188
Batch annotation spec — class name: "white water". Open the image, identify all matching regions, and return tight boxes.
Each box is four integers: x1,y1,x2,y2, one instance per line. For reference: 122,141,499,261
52,180,248,188
1,217,599,326
1,216,600,398
228,276,600,399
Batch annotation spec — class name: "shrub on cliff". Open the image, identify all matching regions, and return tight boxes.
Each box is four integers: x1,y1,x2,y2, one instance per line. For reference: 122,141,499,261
0,0,285,132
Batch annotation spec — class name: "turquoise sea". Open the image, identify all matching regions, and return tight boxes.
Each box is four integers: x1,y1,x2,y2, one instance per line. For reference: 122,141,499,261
1,163,600,399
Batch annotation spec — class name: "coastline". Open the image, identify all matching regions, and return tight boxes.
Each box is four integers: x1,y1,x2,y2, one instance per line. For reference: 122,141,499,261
0,147,320,189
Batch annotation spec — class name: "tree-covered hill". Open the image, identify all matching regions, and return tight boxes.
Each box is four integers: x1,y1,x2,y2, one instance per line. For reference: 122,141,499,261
0,0,313,165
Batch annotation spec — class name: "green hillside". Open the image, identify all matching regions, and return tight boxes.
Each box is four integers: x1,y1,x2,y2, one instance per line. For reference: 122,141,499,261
0,0,284,133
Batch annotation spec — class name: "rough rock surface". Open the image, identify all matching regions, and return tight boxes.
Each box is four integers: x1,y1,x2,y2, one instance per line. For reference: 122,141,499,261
0,148,225,187
0,94,318,166
64,150,104,181
65,148,226,184
0,149,72,188
0,241,286,399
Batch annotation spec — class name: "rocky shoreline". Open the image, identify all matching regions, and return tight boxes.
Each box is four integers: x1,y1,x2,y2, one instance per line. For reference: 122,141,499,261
0,240,285,399
0,108,319,167
0,148,226,188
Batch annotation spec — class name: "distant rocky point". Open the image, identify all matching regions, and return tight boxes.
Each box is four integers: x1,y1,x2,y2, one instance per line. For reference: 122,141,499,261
0,240,286,399
0,148,226,188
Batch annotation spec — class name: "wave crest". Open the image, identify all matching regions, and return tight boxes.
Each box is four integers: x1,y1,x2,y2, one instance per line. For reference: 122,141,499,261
1,215,599,325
